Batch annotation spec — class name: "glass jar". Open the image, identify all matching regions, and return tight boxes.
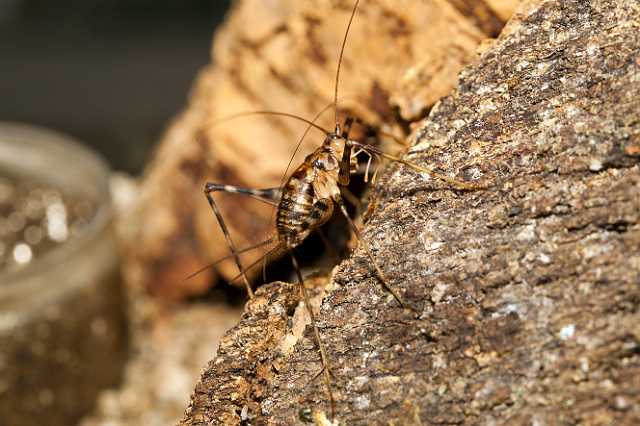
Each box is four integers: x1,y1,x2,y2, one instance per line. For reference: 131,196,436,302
0,123,128,426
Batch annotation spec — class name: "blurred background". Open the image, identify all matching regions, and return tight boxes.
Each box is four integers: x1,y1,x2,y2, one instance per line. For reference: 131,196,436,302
0,0,231,174
0,2,236,425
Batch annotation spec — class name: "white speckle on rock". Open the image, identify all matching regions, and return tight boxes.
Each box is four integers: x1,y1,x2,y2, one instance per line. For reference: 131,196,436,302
579,357,590,373
539,108,555,120
479,98,497,113
361,351,378,368
537,252,552,264
477,84,493,95
352,376,369,389
497,303,524,317
354,395,370,410
426,240,445,252
496,82,509,93
535,132,550,147
601,379,615,390
535,62,551,75
516,59,530,71
431,282,449,304
241,405,249,421
615,395,629,410
531,416,546,426
559,324,575,340
312,410,339,426
565,105,583,118
432,353,447,370
582,243,612,260
452,119,467,129
517,224,537,242
419,231,445,253
589,159,603,172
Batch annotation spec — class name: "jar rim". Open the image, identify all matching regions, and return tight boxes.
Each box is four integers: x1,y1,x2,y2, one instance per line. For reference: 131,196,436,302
0,122,113,296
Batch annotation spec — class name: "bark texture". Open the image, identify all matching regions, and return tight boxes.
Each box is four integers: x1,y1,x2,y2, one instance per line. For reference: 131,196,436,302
121,0,518,299
181,0,640,424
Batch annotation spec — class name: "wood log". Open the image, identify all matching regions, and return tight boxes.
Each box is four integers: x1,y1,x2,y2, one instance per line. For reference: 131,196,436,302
121,0,518,299
180,0,640,424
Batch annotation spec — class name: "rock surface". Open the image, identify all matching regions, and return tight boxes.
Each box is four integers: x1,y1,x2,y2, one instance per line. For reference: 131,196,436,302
180,0,640,424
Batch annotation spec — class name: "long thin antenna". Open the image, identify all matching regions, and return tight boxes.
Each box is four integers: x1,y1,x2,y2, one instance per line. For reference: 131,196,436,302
211,110,332,135
227,243,286,285
277,102,335,196
334,0,361,131
184,238,274,281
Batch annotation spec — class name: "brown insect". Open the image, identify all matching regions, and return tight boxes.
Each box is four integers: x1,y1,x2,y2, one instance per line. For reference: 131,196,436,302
194,0,481,417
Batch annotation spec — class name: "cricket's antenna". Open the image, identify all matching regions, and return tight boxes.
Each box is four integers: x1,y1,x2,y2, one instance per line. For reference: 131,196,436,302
211,110,332,135
334,0,361,133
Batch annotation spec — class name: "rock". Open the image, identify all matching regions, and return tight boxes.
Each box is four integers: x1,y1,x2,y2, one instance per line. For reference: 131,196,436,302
180,0,640,424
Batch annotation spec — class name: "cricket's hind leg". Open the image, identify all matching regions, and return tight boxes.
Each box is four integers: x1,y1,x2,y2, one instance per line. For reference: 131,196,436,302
332,193,411,310
204,183,282,206
289,251,336,419
204,183,282,297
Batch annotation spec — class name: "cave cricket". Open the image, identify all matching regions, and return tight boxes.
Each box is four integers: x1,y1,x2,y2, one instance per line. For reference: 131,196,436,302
192,0,482,417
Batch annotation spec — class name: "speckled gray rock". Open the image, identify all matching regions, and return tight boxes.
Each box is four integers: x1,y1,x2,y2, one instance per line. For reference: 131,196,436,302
181,0,640,424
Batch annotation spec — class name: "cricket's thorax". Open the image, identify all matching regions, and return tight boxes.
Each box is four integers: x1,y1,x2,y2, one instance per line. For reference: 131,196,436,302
276,135,346,247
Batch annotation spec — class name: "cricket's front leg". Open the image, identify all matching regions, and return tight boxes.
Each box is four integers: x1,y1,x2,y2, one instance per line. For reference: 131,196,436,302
338,117,355,186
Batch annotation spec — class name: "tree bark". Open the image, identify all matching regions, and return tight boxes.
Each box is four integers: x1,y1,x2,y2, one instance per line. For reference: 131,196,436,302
121,0,518,299
180,0,640,424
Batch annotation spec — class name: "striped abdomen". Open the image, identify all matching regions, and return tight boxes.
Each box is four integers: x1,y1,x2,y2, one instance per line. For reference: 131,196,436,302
276,170,315,247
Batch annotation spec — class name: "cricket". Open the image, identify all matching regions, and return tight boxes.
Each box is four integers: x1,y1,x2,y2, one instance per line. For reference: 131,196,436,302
195,0,482,417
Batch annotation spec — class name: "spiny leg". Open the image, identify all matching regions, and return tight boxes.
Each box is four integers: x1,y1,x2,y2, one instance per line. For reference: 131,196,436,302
204,183,282,298
289,251,336,419
338,117,355,186
205,183,282,206
333,194,410,310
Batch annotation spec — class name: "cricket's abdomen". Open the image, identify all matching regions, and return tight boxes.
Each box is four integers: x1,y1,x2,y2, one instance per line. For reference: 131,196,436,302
276,167,315,247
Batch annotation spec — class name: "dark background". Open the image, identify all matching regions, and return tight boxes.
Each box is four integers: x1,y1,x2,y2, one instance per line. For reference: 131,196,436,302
0,0,232,174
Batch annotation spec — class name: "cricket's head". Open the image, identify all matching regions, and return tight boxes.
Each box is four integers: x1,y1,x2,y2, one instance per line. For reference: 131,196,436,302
321,132,345,156
316,133,346,171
